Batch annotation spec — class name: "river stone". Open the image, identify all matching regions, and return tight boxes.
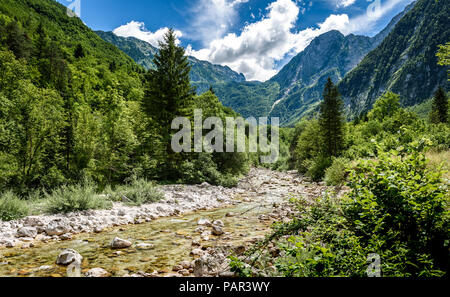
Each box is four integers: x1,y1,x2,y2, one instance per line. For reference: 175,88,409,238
135,243,154,250
197,218,211,226
180,260,191,269
193,258,205,277
56,249,82,266
212,220,224,227
85,268,110,277
211,225,224,236
111,237,132,249
23,216,45,227
17,227,37,238
46,218,71,236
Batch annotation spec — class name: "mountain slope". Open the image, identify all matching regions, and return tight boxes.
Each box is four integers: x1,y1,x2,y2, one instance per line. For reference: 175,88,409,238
96,31,245,93
338,0,449,117
212,2,414,125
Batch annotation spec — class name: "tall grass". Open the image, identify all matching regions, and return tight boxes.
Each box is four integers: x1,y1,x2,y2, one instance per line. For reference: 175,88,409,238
105,178,164,206
0,191,30,221
45,182,112,214
426,150,450,180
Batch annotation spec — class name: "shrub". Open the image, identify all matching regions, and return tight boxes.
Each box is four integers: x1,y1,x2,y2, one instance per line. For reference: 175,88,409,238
324,157,349,186
106,178,164,206
45,182,112,214
305,155,331,181
0,191,29,221
233,147,449,277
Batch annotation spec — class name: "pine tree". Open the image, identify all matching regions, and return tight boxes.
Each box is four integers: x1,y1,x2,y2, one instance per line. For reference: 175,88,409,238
319,78,345,158
142,28,195,178
430,87,448,124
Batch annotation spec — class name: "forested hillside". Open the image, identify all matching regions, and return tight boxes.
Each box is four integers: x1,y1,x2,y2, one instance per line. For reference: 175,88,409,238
0,0,250,196
96,31,246,94
339,0,449,117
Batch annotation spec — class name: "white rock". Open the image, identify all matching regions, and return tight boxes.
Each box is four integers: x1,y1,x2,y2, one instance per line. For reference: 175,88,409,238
46,218,71,236
85,267,110,277
111,237,132,249
135,243,154,250
56,249,83,266
17,227,37,238
197,218,211,226
211,225,224,236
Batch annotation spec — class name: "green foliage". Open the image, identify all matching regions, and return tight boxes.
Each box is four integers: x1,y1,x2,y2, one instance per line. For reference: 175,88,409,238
324,157,349,186
368,92,401,121
44,182,112,214
0,191,30,221
105,178,163,206
437,42,450,80
234,148,449,277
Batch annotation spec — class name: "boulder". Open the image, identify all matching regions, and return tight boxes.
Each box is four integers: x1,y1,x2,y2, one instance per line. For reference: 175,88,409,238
23,216,45,227
212,220,224,227
193,258,205,277
211,225,224,236
45,218,71,236
17,227,37,238
85,268,110,277
111,237,132,249
56,249,82,266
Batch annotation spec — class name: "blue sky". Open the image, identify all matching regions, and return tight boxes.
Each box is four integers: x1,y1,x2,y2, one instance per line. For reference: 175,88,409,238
58,0,415,81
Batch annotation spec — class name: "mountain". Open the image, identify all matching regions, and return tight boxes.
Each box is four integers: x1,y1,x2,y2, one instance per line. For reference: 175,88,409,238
212,2,414,125
96,31,245,93
339,0,449,117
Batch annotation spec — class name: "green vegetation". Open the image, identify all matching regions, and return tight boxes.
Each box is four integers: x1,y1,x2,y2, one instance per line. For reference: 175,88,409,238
0,191,30,221
430,87,448,124
44,182,112,214
105,178,163,206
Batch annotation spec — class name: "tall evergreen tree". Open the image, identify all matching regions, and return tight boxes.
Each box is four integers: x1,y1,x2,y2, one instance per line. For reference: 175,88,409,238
319,78,345,158
142,28,195,178
430,87,448,124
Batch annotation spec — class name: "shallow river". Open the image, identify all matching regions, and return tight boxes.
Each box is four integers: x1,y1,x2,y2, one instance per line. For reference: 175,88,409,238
0,193,284,277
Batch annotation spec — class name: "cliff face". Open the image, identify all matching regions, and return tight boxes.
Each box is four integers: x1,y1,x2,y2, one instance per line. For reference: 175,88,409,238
338,0,449,117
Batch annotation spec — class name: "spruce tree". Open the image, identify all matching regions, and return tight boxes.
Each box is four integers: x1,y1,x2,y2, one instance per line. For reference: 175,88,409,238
319,78,345,158
142,29,195,178
430,87,448,124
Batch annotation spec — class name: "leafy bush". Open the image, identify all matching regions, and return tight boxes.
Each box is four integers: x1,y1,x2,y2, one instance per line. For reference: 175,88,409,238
0,191,29,221
324,157,349,186
106,177,164,206
305,155,331,181
232,148,449,277
45,182,112,214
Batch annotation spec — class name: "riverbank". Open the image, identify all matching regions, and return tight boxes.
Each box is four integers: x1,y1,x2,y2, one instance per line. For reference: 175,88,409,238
0,168,334,277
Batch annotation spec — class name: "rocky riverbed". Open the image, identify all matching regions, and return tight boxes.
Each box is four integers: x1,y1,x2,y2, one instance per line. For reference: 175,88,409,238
0,168,333,277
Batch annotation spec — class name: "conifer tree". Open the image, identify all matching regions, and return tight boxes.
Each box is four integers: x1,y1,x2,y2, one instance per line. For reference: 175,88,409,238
142,29,195,178
430,87,448,124
74,43,85,58
319,78,345,158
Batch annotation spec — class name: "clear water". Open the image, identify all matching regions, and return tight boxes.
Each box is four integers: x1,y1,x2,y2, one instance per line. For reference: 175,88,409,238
0,195,282,277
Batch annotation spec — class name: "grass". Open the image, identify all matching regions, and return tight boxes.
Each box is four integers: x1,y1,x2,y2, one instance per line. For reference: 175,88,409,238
0,191,30,221
44,182,113,214
426,150,450,181
105,178,164,206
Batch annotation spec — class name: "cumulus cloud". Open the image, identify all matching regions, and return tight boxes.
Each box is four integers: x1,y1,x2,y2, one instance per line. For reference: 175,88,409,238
336,0,356,8
185,0,249,45
188,0,350,80
113,21,183,47
188,0,412,81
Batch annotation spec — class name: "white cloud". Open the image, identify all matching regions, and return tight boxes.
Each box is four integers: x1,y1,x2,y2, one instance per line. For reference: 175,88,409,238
336,0,356,8
188,0,350,80
188,0,413,81
186,0,249,46
113,21,182,47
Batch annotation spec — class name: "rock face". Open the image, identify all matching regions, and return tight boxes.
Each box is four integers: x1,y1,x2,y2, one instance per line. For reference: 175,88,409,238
111,237,132,249
56,249,83,266
17,227,37,238
85,268,110,277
